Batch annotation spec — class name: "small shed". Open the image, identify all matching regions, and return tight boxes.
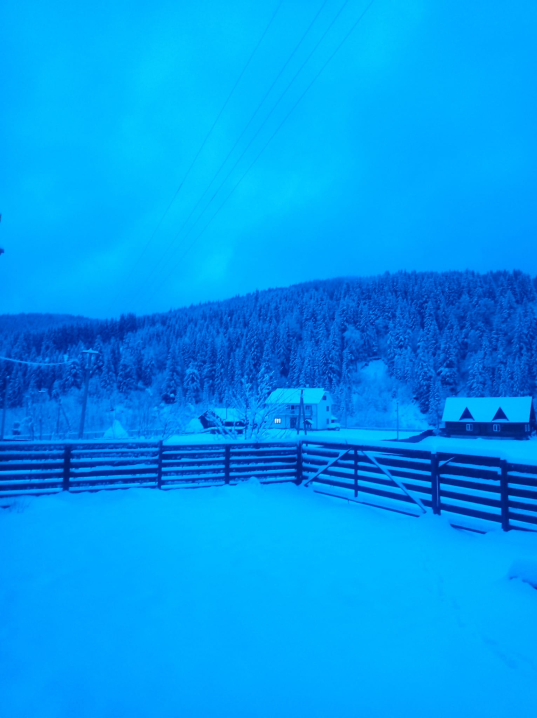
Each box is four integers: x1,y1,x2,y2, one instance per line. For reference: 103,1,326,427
266,388,336,430
441,397,535,438
198,408,245,434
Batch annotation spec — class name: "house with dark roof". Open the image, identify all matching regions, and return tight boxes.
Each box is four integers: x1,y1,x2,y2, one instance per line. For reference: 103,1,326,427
440,397,536,438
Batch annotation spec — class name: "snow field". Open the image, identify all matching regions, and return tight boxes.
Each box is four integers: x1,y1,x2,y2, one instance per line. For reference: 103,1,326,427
1,481,536,717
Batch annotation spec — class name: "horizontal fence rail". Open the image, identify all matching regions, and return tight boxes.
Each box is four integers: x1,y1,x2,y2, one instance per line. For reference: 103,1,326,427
301,440,537,533
0,440,299,498
1,438,536,533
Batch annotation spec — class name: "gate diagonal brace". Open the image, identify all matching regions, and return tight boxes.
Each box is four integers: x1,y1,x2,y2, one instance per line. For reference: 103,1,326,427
439,456,456,469
303,449,351,487
361,451,427,513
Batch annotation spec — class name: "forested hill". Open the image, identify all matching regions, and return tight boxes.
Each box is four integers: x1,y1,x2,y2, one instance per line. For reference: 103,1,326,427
0,313,90,335
1,270,536,420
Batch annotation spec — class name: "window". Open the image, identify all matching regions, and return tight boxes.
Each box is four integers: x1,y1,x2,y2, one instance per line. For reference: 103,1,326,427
326,406,330,412
466,424,473,432
525,424,530,432
304,405,312,417
274,418,282,424
289,405,296,413
493,424,501,433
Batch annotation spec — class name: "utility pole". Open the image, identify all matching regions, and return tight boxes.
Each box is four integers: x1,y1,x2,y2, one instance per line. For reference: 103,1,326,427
78,350,99,439
56,397,62,437
38,389,47,440
1,374,9,440
297,389,307,436
396,400,399,441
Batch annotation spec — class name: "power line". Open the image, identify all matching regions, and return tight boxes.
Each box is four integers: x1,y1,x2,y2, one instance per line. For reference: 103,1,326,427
0,356,70,367
147,0,379,305
113,0,285,308
140,0,356,303
137,0,332,293
140,0,352,297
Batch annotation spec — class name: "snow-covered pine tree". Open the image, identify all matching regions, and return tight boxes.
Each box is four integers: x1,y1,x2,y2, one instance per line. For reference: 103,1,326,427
427,373,442,430
162,350,179,404
183,361,201,404
467,352,486,397
117,355,136,395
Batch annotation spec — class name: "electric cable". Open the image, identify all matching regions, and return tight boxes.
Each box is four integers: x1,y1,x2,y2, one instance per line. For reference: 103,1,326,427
146,0,378,305
137,0,332,292
0,356,70,367
113,0,285,309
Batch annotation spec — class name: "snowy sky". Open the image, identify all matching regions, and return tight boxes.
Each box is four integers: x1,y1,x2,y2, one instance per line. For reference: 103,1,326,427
1,0,536,318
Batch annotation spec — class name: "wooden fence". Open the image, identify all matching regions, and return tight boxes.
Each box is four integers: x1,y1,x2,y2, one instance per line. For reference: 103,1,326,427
301,440,537,533
0,441,298,496
1,438,536,533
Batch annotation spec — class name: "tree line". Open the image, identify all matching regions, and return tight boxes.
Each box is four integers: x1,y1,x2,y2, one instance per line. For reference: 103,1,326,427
1,270,536,425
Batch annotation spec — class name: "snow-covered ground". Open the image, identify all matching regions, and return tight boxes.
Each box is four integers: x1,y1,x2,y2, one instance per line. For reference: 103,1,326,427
416,434,537,464
167,428,417,444
302,429,537,464
168,428,537,465
1,482,536,717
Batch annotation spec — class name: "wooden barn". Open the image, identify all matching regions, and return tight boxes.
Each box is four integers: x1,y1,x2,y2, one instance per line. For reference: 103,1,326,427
266,388,338,431
440,397,536,438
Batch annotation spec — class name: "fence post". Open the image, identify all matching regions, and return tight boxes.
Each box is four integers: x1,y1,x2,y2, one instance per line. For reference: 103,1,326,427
296,441,303,485
354,448,358,498
500,459,509,531
430,453,440,515
63,444,72,492
224,444,231,484
156,440,163,489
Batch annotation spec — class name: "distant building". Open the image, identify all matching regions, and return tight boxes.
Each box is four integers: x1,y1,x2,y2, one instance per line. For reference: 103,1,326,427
198,408,245,434
440,397,536,438
266,388,339,431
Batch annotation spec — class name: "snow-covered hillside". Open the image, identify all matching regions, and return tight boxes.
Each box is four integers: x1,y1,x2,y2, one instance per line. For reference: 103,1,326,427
1,483,536,717
1,270,536,439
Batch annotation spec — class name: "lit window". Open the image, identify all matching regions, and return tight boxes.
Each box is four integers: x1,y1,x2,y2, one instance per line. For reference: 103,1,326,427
274,418,282,424
466,424,473,432
493,424,501,433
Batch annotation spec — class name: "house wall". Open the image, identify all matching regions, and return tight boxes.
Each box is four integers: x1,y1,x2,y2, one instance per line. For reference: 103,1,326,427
271,402,330,430
269,392,335,430
445,422,531,437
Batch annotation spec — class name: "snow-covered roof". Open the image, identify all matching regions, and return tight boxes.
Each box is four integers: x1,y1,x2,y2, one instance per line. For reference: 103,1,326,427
204,408,242,423
266,388,328,405
442,397,533,423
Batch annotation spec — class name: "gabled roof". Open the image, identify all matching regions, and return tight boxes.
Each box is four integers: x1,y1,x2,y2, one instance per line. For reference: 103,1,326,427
266,388,329,405
200,408,243,424
492,407,508,421
459,407,474,420
208,408,242,423
442,397,533,423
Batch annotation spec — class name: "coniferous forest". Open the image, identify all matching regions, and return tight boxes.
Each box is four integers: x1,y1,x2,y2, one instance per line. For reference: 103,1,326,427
1,270,536,435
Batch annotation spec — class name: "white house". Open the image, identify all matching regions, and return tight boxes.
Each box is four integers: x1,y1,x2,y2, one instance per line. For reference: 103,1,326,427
266,388,338,430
